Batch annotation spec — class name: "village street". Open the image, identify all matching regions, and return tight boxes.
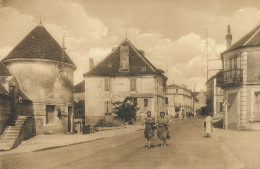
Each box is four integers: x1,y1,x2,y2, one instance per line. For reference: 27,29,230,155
2,119,259,169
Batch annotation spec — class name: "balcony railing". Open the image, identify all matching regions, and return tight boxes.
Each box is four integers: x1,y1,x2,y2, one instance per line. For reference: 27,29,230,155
216,68,243,88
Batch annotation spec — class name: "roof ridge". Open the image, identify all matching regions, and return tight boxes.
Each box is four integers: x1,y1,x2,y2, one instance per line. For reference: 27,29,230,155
243,26,260,46
125,39,159,72
84,38,163,76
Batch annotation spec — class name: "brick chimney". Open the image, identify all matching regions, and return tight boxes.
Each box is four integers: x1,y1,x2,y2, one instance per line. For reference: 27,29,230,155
226,25,232,49
89,58,94,70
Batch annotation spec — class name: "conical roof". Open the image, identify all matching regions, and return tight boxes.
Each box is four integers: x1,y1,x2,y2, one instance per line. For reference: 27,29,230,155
2,26,76,67
225,25,260,52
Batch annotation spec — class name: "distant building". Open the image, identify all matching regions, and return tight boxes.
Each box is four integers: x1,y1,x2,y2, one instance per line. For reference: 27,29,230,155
2,25,76,134
206,72,224,116
166,83,195,118
83,38,167,125
73,80,85,133
193,91,206,111
219,24,260,130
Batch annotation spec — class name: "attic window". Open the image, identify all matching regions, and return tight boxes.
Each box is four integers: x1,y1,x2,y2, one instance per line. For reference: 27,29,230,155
108,62,112,68
119,45,129,72
142,66,146,71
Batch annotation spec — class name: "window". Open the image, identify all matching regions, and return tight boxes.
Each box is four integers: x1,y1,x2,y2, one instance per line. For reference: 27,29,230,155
108,62,112,68
144,99,148,107
176,89,178,93
142,66,146,71
104,101,113,115
253,92,260,119
105,77,111,91
120,45,129,71
165,97,168,105
219,101,223,112
130,77,136,91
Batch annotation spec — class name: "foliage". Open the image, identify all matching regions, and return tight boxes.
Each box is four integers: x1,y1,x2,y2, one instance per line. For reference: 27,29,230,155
201,98,213,116
112,97,139,124
94,118,120,127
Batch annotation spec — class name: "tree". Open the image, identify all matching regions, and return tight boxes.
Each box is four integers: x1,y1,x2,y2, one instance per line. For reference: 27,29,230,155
201,98,213,116
112,97,139,124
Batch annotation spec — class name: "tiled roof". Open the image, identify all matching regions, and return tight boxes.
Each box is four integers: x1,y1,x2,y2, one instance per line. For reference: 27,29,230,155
2,26,76,67
225,25,260,52
0,61,11,76
167,83,192,92
74,80,85,93
0,84,8,96
193,91,206,97
84,38,164,76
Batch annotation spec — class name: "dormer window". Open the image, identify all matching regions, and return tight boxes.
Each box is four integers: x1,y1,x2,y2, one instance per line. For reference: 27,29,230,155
108,62,112,68
120,45,129,72
142,66,146,71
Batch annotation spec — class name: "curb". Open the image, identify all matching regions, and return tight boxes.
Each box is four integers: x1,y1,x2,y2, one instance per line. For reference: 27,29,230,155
0,127,143,155
34,128,143,152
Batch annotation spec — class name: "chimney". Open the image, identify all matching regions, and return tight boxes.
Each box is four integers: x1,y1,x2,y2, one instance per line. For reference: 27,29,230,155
139,50,145,56
89,58,94,70
226,25,232,49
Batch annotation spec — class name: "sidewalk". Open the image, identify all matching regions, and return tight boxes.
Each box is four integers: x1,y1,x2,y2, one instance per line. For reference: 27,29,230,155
213,127,260,169
0,125,143,156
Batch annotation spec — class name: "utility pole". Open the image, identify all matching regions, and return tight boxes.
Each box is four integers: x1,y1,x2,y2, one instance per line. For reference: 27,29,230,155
205,27,209,81
193,83,196,116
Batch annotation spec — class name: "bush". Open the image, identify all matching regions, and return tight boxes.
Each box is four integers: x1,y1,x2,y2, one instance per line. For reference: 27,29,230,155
94,118,120,127
112,97,139,123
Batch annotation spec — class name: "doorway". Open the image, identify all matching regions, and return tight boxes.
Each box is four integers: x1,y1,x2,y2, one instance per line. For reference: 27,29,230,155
68,106,73,132
46,105,55,124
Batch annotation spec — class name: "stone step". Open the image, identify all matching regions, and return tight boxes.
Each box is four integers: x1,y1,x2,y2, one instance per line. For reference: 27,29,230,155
3,130,20,133
0,139,14,144
1,133,19,137
6,126,22,129
17,116,28,120
0,135,17,139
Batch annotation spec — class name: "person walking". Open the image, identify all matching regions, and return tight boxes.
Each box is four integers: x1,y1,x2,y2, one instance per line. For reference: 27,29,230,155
157,112,170,147
204,114,213,137
142,111,155,149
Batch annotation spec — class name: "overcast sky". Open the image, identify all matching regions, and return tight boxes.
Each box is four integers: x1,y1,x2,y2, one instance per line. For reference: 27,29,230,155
0,0,260,91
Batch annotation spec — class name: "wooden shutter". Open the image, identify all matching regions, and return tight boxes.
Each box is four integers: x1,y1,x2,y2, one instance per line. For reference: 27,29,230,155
130,77,136,91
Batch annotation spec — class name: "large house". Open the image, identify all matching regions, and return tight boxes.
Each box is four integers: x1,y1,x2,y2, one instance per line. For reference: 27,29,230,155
219,24,260,130
83,38,167,125
2,25,77,134
166,83,196,118
206,72,224,116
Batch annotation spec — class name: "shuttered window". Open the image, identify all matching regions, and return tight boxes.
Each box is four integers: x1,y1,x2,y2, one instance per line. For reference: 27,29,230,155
105,77,111,91
130,77,136,91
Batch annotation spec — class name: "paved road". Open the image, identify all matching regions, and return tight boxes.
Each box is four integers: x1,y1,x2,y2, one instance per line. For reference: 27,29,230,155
1,119,241,169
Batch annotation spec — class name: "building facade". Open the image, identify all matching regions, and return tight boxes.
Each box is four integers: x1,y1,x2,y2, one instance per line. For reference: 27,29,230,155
84,38,167,125
220,24,260,130
166,83,194,118
2,25,76,134
206,72,224,116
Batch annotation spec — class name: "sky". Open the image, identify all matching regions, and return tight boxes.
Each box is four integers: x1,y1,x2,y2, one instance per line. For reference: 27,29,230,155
0,0,260,91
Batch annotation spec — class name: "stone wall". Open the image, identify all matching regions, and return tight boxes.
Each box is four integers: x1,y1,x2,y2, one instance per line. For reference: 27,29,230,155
5,60,75,134
0,96,11,134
